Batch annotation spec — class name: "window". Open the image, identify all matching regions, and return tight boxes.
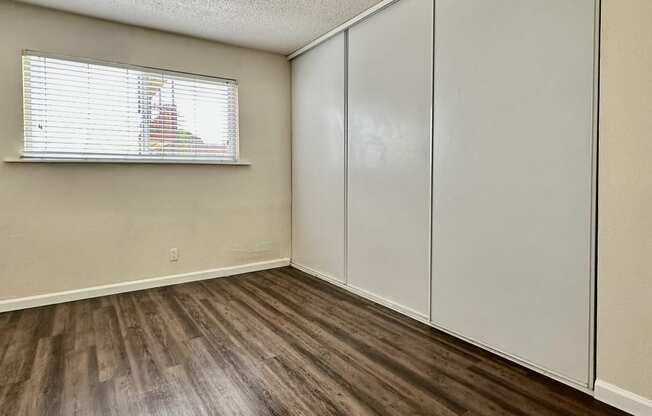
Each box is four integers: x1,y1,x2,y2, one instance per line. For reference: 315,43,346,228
22,51,239,162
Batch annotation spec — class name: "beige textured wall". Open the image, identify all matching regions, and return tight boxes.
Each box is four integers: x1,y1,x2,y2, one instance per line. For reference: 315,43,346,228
0,2,291,300
598,0,652,400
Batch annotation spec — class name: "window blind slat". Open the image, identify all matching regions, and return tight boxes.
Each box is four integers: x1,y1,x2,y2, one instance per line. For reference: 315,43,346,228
23,152,237,160
23,89,237,105
22,53,239,162
24,59,235,86
23,125,236,135
24,78,236,101
25,137,237,145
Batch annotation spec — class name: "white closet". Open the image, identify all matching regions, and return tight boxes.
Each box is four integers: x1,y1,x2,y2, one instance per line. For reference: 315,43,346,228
291,33,346,282
291,0,597,391
431,0,597,387
347,0,433,318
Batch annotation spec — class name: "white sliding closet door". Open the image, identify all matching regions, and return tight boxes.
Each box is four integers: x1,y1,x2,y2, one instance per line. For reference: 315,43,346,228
292,34,345,282
348,0,433,317
432,0,597,387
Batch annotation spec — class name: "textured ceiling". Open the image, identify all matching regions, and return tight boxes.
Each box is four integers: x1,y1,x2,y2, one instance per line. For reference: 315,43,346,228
16,0,384,55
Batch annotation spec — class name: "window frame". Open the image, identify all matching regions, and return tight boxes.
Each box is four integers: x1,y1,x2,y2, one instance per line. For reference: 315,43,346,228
13,50,248,165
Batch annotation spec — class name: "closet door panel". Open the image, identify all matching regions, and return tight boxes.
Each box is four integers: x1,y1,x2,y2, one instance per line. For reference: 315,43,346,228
347,0,433,316
432,0,596,386
292,34,345,282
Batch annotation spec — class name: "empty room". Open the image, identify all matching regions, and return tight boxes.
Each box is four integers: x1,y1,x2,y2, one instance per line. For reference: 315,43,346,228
0,0,650,415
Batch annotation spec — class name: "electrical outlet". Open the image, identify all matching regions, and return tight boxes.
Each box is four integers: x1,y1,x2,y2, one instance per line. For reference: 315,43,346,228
169,248,179,262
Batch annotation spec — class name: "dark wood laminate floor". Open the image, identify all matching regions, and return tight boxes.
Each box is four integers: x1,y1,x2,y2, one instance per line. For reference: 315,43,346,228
0,267,627,416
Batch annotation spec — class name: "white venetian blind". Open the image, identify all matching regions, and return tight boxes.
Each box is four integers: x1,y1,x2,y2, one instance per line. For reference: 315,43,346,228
22,52,239,162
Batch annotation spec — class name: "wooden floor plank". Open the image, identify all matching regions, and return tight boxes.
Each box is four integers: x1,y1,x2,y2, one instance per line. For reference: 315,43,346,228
0,267,629,416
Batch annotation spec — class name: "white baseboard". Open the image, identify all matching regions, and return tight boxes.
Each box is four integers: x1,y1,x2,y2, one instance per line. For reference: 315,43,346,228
595,380,652,415
0,258,290,313
290,262,430,325
346,283,430,323
290,262,348,289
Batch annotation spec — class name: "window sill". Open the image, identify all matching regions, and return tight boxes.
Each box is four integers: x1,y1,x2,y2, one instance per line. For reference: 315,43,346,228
4,157,251,166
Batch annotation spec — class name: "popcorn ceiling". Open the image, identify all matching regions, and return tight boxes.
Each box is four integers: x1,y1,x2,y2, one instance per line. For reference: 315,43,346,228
18,0,384,54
